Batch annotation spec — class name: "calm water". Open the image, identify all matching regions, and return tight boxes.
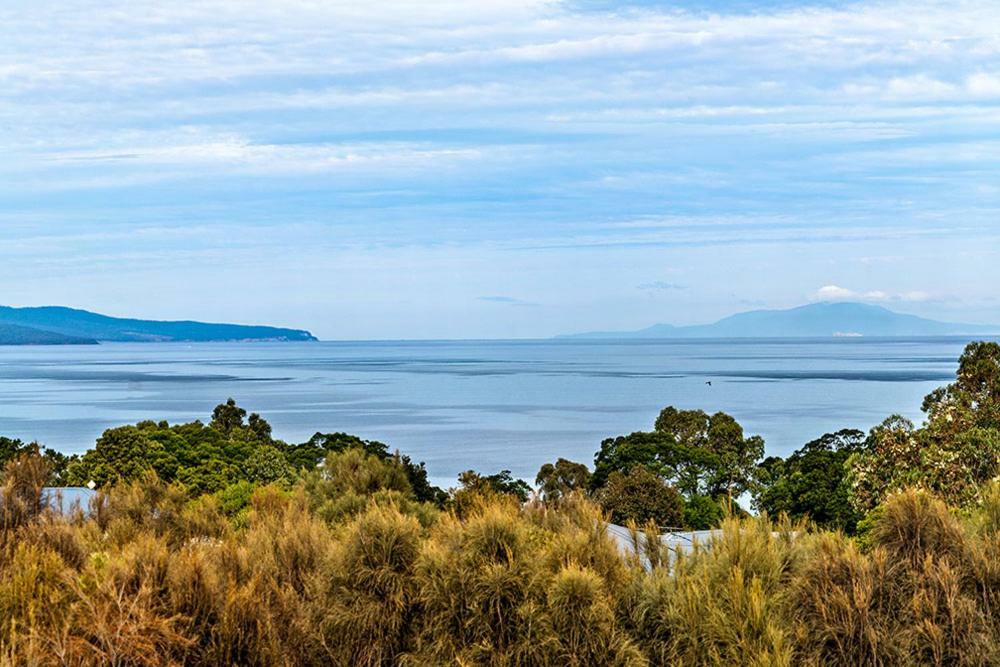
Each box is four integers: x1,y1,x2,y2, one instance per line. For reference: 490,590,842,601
0,338,985,487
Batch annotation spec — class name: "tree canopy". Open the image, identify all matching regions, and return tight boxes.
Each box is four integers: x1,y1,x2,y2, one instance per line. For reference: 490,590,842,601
61,399,445,504
598,465,684,527
535,458,591,502
753,429,864,532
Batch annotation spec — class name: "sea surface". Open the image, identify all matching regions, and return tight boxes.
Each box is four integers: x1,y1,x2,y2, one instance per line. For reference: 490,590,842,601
0,337,989,488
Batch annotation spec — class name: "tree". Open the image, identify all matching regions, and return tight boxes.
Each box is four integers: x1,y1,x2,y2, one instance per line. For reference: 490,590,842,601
290,432,389,468
753,429,864,532
682,494,724,530
598,465,684,528
592,407,764,500
211,398,247,436
67,426,165,487
247,413,273,442
535,458,591,502
243,445,295,485
704,412,765,500
65,402,294,494
592,431,674,490
845,343,1000,514
0,437,72,485
846,416,1000,513
923,341,1000,437
288,432,444,505
454,470,532,502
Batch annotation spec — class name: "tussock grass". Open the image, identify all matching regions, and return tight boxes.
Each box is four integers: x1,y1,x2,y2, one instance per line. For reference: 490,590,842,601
3,450,1000,665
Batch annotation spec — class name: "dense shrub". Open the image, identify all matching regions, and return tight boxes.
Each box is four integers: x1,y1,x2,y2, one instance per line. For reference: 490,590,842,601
4,459,1000,666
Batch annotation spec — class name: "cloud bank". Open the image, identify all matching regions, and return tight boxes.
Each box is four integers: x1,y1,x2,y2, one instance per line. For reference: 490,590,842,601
1,0,998,337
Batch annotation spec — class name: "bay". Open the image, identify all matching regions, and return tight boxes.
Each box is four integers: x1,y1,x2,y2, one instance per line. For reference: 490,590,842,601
0,337,986,488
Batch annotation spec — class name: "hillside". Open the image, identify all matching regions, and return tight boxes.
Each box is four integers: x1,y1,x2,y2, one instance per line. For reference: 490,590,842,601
0,306,317,343
560,302,1000,339
0,323,98,345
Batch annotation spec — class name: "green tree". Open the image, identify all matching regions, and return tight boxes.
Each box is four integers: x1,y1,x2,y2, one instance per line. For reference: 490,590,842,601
592,407,764,500
290,432,390,467
288,432,444,505
243,445,295,485
535,458,591,502
0,437,72,485
591,431,674,490
598,465,684,528
454,470,532,504
704,412,765,500
922,341,1000,436
210,398,247,436
682,494,725,530
844,344,1000,513
847,415,1000,513
247,412,273,442
66,426,166,487
753,429,864,532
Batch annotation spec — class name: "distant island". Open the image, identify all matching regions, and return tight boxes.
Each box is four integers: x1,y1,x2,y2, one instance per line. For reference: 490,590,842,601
0,322,99,346
0,306,317,345
559,302,1000,339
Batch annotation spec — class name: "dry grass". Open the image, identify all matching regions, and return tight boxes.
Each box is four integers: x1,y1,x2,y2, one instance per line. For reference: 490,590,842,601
3,452,1000,666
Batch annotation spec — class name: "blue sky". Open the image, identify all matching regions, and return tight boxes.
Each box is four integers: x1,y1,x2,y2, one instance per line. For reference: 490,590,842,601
2,0,999,339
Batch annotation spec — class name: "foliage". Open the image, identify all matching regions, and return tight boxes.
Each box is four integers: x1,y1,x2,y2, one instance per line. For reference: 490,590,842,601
682,494,725,530
847,416,1000,513
0,437,73,486
58,400,446,503
844,341,1000,514
535,457,591,502
302,448,438,526
592,407,764,500
289,432,444,505
922,340,1000,436
5,445,1000,665
455,469,532,501
598,465,684,528
753,429,864,532
242,445,295,486
65,400,278,494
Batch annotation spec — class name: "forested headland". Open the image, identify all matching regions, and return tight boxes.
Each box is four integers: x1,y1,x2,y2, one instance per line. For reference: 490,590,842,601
2,342,999,665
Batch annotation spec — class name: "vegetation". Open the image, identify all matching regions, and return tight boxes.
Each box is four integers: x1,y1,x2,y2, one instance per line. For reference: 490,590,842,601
597,465,684,527
0,341,999,665
754,429,864,533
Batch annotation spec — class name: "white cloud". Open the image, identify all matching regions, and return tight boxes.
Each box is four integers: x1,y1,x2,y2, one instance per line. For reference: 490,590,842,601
815,285,857,300
885,75,958,99
812,285,936,303
967,72,1000,97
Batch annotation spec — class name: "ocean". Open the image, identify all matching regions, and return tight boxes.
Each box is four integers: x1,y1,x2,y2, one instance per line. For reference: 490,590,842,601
0,337,986,488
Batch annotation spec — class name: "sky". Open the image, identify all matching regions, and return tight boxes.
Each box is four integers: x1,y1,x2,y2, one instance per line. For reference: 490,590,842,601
2,0,999,339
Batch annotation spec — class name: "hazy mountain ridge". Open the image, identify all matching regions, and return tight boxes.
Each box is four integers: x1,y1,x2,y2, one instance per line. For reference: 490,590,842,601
0,323,99,346
559,302,1000,339
0,306,318,343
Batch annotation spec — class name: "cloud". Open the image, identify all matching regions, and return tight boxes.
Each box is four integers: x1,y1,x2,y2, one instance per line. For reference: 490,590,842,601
967,72,1000,97
812,285,935,303
3,0,1000,334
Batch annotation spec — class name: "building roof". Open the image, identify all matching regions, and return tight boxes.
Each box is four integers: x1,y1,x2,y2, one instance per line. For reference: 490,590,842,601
605,523,721,569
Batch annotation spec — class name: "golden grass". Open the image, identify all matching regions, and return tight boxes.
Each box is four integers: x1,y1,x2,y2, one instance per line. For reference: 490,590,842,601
3,452,1000,666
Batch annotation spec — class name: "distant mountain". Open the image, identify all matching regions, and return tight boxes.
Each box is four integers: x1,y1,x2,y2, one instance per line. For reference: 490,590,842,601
0,323,98,346
559,302,1000,339
0,306,318,343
